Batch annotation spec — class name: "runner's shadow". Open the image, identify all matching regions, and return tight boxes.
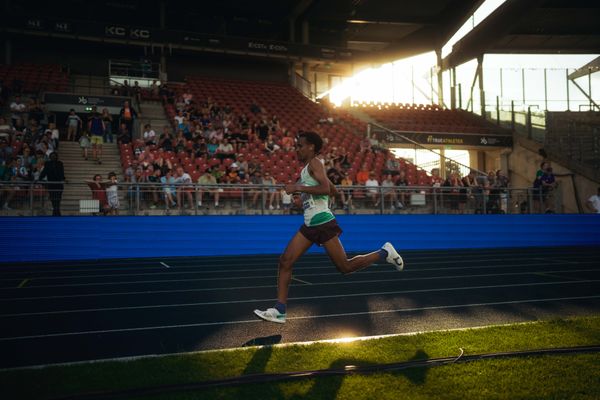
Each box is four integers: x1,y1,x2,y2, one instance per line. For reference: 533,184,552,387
290,349,430,400
242,334,282,348
241,335,282,375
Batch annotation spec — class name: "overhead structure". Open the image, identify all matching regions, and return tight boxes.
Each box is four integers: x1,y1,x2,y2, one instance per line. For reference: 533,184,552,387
443,0,600,70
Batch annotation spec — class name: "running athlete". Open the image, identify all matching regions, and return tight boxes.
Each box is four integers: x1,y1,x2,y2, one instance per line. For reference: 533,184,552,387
254,131,404,324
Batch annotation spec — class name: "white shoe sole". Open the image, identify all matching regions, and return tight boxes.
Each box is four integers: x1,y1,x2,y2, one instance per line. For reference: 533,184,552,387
383,242,404,271
254,309,286,324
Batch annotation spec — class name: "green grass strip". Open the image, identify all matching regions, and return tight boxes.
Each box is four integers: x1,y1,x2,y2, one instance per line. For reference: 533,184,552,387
3,316,600,400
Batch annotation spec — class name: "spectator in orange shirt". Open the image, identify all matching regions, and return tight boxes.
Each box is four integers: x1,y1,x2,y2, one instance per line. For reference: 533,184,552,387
356,162,370,185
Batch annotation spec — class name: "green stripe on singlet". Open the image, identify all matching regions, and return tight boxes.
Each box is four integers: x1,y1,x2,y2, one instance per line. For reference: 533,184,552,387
309,211,335,226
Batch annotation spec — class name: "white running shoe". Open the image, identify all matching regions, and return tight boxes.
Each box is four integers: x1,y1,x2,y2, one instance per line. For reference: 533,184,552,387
382,242,404,271
254,308,286,324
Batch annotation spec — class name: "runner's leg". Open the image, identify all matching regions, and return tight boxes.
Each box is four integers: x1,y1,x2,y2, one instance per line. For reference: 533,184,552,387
323,235,381,274
277,231,313,304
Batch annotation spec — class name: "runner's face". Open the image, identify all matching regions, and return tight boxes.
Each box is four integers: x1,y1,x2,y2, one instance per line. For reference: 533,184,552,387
297,137,313,162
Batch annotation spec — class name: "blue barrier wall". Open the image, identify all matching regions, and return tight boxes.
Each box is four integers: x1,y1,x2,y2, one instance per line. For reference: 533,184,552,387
1,214,599,263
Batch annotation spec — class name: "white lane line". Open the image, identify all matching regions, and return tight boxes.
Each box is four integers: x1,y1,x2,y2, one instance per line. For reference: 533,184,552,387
159,262,171,269
2,268,599,302
291,276,312,285
0,257,556,279
4,263,598,290
5,258,595,282
1,294,599,342
1,250,597,275
1,279,599,318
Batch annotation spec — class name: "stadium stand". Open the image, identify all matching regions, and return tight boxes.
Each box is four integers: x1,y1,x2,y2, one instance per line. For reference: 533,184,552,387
359,103,505,134
119,77,433,198
0,63,69,94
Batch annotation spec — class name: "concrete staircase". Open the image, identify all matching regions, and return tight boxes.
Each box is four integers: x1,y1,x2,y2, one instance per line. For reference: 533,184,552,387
138,100,170,133
57,141,126,214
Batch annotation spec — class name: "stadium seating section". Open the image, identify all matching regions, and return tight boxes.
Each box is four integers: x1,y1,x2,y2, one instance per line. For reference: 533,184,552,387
120,77,433,186
0,63,69,93
360,103,503,134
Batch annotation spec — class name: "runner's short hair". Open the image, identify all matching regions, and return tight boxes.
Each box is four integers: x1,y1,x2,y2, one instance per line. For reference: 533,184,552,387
299,131,323,154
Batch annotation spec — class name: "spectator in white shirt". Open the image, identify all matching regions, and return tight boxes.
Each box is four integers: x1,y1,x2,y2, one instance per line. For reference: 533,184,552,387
175,166,194,210
216,138,235,160
587,187,600,214
143,124,156,145
10,95,26,127
365,171,380,207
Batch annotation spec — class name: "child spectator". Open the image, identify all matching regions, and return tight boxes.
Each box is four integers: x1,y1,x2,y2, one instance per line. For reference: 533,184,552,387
106,172,120,215
79,131,91,160
281,183,293,214
160,169,177,209
65,109,82,141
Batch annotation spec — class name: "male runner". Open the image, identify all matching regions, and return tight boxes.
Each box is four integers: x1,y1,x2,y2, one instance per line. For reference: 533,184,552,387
254,131,404,323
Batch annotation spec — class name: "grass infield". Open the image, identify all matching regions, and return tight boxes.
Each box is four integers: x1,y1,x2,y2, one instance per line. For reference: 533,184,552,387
2,316,600,400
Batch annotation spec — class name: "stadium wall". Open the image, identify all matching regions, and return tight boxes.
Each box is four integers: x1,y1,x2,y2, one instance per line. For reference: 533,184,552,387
1,214,599,263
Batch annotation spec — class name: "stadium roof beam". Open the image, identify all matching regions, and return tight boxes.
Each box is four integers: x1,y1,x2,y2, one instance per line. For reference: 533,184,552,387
362,0,483,64
442,0,545,71
568,56,600,80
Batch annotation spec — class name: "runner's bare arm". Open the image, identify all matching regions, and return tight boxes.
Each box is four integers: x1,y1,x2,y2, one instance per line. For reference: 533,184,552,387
284,158,330,195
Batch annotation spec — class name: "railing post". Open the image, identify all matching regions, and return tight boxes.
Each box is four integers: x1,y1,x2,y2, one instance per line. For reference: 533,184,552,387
496,95,500,125
511,100,515,131
527,106,532,140
379,186,384,215
260,187,265,215
29,181,34,216
240,186,246,214
135,184,140,215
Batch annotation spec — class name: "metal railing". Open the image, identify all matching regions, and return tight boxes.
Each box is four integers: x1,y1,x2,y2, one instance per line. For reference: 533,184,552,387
0,181,565,216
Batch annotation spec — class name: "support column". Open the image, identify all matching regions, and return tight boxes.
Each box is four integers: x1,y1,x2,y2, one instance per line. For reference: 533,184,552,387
436,49,444,107
439,147,447,180
289,19,296,42
159,0,167,81
450,67,457,110
477,55,485,117
301,20,309,44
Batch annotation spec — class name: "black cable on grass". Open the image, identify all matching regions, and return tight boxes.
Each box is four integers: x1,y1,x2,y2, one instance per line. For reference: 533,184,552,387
48,345,600,400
